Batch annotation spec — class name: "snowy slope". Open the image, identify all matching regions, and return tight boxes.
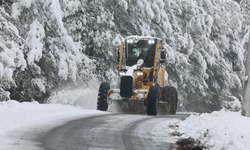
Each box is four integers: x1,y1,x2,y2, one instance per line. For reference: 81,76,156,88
166,110,250,150
0,100,107,150
2,99,250,150
1,87,250,150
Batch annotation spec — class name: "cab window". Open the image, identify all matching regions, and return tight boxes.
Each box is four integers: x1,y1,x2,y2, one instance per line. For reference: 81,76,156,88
126,40,156,67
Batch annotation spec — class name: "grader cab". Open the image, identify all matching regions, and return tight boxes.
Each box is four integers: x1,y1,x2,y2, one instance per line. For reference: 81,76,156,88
97,36,178,115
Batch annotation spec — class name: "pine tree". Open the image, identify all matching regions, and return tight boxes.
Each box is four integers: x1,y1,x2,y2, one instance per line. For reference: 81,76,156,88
241,0,250,116
0,0,248,113
0,7,26,101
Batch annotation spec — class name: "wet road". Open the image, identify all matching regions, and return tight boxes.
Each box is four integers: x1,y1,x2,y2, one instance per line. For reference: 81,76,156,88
41,113,189,150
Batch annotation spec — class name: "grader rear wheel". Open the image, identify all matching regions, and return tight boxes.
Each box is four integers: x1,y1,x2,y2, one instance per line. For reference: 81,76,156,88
161,86,178,115
97,82,110,111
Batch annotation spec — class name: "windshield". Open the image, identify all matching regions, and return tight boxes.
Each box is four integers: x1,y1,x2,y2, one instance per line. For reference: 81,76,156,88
125,40,156,67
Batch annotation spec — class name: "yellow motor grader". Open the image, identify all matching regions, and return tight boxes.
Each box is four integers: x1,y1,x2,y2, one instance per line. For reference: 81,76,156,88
97,36,178,115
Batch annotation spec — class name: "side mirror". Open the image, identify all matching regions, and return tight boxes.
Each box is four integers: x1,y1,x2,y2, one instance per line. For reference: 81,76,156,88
160,49,166,63
117,50,120,62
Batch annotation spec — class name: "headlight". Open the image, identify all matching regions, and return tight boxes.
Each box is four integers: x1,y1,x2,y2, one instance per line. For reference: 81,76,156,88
136,72,143,76
119,72,126,76
127,39,133,43
148,39,155,44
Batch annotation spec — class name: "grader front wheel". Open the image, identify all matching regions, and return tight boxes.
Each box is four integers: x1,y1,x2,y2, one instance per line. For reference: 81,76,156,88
97,82,110,111
147,85,160,116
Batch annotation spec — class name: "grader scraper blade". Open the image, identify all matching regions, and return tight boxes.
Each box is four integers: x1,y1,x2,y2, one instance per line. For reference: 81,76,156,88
108,99,171,115
109,99,146,113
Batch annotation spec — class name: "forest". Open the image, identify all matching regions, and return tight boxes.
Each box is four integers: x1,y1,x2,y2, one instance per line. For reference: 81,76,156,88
0,0,249,112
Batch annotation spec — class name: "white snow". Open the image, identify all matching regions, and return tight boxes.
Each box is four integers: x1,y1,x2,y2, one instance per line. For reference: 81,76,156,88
1,89,250,150
0,90,108,150
11,3,21,18
47,88,98,110
26,20,45,65
166,110,250,150
117,0,128,11
32,78,46,93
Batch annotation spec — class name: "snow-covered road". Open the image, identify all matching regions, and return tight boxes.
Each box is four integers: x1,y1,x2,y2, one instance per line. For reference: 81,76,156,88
0,100,188,150
41,113,189,150
1,93,250,150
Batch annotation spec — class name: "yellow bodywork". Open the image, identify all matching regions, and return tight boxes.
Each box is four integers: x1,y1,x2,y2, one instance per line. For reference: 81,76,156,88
105,37,173,115
116,38,165,101
118,42,124,70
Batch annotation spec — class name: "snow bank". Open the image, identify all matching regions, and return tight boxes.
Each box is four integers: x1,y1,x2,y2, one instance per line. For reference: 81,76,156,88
0,100,106,150
47,79,100,110
47,88,98,110
166,110,250,150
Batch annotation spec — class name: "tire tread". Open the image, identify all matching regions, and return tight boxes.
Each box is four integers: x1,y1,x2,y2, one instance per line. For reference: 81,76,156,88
147,85,160,115
161,86,178,115
97,82,110,111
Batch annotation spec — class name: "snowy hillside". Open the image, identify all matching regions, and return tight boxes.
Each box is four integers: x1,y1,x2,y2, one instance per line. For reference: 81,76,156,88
0,0,250,112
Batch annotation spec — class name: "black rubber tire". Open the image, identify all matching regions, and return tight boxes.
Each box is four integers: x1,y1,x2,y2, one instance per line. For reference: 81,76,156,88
147,85,160,116
161,86,178,115
97,82,110,111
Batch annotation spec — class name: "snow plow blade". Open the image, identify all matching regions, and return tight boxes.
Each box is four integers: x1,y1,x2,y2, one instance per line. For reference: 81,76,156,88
109,99,146,113
108,99,170,115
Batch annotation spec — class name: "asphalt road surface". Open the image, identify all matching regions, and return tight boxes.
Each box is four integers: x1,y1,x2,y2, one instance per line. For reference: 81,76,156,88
41,113,189,150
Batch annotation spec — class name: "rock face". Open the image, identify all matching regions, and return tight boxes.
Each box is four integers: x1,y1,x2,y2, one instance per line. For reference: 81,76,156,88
0,0,249,112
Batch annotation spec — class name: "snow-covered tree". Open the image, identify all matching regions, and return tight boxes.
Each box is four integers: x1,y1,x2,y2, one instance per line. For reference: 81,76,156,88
0,7,26,101
0,0,249,113
6,0,120,102
240,0,250,116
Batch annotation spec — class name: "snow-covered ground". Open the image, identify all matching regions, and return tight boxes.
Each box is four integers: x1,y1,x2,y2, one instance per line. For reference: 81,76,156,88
0,88,108,150
166,110,250,150
1,88,250,150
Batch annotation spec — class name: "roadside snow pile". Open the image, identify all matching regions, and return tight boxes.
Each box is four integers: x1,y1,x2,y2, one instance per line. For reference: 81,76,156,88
47,88,98,110
166,110,250,150
0,100,106,150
